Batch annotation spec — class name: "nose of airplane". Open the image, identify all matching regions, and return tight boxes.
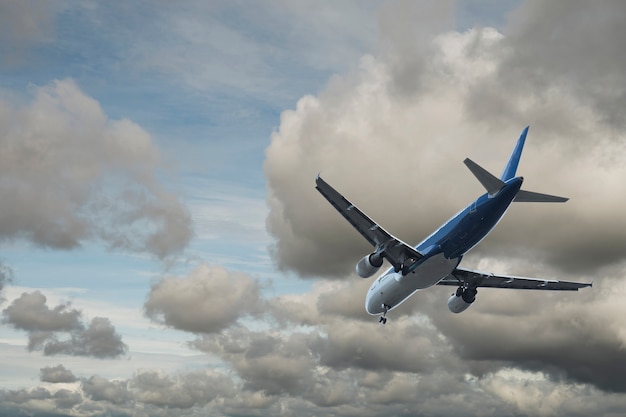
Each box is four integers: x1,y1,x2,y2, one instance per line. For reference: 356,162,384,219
365,292,383,315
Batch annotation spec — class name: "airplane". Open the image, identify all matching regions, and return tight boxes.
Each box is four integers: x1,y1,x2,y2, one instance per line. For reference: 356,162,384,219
315,127,591,324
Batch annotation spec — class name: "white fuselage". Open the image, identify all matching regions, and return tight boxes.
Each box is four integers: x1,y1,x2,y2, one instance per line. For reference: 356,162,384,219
365,253,460,315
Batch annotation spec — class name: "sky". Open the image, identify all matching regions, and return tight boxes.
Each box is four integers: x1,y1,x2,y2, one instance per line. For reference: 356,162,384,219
1,0,626,416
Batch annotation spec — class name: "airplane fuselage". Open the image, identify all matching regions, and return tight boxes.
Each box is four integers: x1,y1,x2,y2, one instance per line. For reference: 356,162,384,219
365,176,524,315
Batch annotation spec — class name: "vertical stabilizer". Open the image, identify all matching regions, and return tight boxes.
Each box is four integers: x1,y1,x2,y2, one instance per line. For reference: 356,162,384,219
501,126,529,181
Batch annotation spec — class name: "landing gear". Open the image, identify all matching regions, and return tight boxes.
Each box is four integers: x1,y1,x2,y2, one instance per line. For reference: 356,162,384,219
456,286,477,303
379,304,390,325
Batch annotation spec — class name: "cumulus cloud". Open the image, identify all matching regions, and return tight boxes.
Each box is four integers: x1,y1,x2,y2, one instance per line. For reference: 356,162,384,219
263,0,626,400
41,317,127,358
129,369,237,409
265,3,626,278
0,79,192,258
424,264,626,392
81,375,130,405
498,0,626,129
2,291,127,358
3,291,82,332
144,264,264,333
52,389,83,410
40,364,77,384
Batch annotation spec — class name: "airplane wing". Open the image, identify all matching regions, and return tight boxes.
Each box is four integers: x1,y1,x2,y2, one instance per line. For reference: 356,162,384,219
315,175,423,272
437,267,592,291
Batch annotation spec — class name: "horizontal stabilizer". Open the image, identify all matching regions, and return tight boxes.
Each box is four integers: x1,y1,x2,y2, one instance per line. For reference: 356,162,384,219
464,158,505,197
514,189,568,203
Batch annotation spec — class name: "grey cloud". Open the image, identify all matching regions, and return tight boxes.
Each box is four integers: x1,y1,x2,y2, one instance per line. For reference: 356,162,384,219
0,387,52,405
269,279,372,327
500,0,626,129
52,389,82,410
3,291,82,332
265,20,626,279
257,257,626,400
316,318,449,374
378,0,455,97
3,291,127,358
40,364,77,384
427,276,626,392
0,79,192,258
81,375,130,405
144,264,264,333
4,349,626,416
194,327,319,397
192,318,468,408
129,369,236,409
42,317,128,358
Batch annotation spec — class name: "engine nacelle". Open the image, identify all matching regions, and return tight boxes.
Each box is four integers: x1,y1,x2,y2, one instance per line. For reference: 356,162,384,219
355,253,383,278
447,288,477,314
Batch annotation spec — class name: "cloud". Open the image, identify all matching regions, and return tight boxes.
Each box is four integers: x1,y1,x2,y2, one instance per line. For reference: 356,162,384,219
0,262,13,304
81,375,130,405
144,264,264,333
0,0,64,67
129,369,237,409
0,78,192,258
2,291,127,358
424,265,626,392
42,317,127,358
3,291,82,332
283,2,626,399
498,0,626,128
40,364,77,384
110,0,380,101
265,10,626,279
52,389,83,410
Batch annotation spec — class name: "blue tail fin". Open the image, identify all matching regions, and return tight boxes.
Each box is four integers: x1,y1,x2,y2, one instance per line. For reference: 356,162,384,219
501,126,529,181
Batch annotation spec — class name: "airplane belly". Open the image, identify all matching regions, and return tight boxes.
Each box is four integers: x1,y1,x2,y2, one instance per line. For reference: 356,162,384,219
366,253,459,315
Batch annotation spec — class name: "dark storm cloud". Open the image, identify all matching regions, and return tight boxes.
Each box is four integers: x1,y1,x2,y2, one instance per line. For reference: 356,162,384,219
144,265,264,333
40,364,77,384
3,291,127,358
0,79,192,258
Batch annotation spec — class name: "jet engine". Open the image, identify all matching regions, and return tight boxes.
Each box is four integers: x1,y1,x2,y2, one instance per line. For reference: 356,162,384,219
356,253,384,278
447,288,477,313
